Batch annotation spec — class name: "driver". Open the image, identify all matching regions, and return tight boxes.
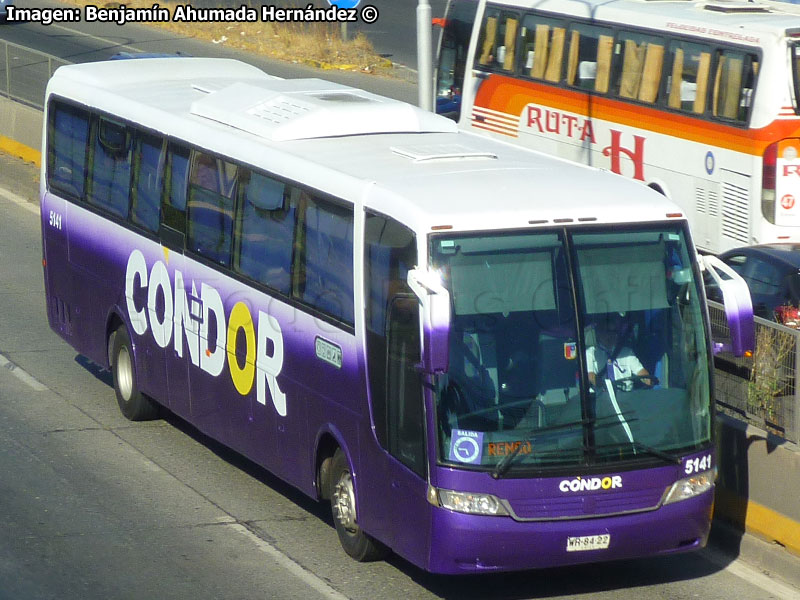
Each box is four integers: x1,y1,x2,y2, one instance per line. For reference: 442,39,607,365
586,314,652,390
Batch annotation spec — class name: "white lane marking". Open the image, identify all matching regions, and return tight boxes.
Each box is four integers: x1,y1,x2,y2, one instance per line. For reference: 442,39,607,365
0,186,39,216
0,354,48,392
224,521,350,600
50,23,145,55
705,547,800,600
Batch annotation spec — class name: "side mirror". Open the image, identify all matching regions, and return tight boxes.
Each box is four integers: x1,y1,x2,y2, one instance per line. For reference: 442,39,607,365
407,268,450,374
701,255,755,357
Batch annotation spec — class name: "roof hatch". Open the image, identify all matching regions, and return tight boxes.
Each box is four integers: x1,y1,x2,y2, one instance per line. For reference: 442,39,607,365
190,79,457,141
391,143,498,162
703,1,771,13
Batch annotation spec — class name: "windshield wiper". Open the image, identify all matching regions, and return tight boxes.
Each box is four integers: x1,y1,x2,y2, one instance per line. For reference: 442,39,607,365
630,441,682,465
594,440,682,465
491,418,590,479
490,414,635,479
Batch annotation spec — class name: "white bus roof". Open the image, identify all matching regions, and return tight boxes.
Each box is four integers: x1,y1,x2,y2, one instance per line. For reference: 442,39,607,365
46,58,683,235
492,0,800,44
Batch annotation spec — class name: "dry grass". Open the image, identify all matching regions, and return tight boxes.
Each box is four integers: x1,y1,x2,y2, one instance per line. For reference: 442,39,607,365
65,0,395,75
748,325,794,423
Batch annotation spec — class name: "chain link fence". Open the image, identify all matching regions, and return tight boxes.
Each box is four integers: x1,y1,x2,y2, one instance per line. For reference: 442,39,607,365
0,40,71,109
710,300,800,444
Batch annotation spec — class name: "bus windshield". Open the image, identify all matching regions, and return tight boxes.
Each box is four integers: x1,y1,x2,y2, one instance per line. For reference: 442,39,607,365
431,225,711,473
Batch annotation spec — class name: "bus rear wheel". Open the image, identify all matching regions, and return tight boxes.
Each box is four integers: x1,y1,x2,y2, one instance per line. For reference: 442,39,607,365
112,326,159,421
328,448,388,562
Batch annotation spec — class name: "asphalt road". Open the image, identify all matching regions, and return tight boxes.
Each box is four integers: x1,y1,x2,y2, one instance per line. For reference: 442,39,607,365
0,0,447,68
0,0,439,107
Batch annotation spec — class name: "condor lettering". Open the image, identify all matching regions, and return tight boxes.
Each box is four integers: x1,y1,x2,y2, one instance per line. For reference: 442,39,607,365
559,476,622,493
124,249,287,416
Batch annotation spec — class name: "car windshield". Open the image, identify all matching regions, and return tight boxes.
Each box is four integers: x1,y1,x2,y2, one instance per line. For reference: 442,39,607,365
431,225,711,472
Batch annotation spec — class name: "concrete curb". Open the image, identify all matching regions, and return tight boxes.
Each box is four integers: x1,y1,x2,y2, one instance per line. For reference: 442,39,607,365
0,96,44,153
715,414,800,560
709,519,800,591
0,134,41,167
715,488,800,558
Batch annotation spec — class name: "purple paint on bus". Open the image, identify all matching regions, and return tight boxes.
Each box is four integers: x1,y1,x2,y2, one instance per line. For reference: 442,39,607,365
425,492,712,573
43,199,720,572
45,197,368,497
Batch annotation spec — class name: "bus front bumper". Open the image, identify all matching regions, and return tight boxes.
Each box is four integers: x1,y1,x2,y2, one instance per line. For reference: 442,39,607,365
424,490,713,574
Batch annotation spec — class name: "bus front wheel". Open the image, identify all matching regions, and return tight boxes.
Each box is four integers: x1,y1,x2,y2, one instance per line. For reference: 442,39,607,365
329,448,387,562
111,326,159,421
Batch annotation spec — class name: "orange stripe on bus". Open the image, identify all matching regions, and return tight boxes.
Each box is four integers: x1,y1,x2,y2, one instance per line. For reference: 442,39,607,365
474,74,800,156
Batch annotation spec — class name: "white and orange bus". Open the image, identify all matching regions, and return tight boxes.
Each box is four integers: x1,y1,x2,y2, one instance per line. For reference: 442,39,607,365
434,0,800,254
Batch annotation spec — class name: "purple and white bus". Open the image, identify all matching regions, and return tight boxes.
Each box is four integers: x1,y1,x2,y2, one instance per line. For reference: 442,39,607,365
41,58,752,574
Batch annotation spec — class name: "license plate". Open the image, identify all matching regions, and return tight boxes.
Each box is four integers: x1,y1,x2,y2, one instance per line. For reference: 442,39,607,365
566,534,611,552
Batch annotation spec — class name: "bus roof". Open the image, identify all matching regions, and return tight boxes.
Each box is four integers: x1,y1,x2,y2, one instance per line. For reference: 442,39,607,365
492,0,800,43
46,58,683,235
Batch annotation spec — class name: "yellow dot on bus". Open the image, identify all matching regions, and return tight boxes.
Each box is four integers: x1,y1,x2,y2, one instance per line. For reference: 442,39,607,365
227,301,256,396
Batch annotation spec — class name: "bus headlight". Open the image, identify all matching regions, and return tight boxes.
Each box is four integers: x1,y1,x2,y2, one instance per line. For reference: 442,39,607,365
663,469,715,505
430,486,509,516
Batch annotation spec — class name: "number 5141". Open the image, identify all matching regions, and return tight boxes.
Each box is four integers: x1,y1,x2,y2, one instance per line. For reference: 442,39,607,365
685,454,712,475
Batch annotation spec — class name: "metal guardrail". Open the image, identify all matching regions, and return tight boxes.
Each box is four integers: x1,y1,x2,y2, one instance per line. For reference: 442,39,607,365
710,301,800,444
0,40,71,110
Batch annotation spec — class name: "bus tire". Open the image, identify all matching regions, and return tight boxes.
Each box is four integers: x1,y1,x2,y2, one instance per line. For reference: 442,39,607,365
111,326,159,421
329,448,388,562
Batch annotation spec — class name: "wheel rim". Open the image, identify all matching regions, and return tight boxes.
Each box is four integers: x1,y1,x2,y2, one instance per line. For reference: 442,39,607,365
116,345,133,401
332,470,358,533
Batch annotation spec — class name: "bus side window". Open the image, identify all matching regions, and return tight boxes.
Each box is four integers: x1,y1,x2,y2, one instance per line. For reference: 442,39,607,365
667,40,712,115
614,32,665,104
130,131,165,234
295,195,354,325
234,169,296,295
520,15,567,83
162,143,190,234
364,212,422,474
476,10,520,72
501,16,519,71
87,116,132,219
565,23,613,93
48,101,90,200
712,50,758,123
477,11,499,66
186,151,238,267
